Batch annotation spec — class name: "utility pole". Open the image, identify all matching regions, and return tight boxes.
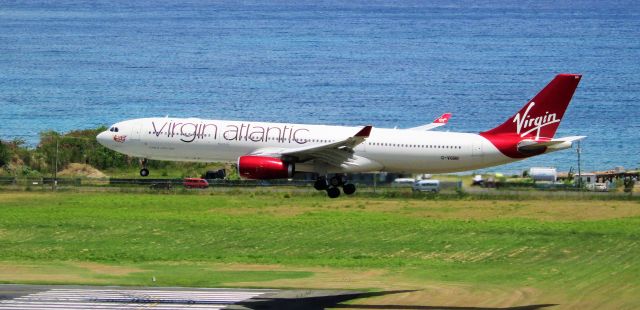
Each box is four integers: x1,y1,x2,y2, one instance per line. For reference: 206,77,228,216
47,133,91,190
53,137,59,190
577,140,582,190
373,173,377,193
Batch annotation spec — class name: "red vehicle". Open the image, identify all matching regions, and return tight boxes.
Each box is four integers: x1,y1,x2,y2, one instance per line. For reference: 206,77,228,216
183,178,209,189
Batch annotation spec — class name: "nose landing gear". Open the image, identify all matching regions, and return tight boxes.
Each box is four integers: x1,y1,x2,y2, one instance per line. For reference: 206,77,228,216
139,158,149,177
314,175,357,198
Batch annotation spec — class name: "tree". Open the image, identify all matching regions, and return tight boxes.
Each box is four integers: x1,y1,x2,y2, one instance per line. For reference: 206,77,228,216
0,140,9,167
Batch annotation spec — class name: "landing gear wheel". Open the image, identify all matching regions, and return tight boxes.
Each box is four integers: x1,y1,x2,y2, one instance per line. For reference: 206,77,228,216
329,175,344,187
139,158,149,177
343,183,356,195
327,187,341,198
314,178,328,191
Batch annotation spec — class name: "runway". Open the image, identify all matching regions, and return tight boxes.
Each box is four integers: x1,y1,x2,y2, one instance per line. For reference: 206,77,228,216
0,284,399,310
0,285,273,309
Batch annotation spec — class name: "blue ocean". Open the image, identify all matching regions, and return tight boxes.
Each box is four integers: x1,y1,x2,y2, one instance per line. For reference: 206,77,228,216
1,0,638,174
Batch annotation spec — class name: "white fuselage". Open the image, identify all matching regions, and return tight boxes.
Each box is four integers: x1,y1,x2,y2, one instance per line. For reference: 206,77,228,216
97,117,545,174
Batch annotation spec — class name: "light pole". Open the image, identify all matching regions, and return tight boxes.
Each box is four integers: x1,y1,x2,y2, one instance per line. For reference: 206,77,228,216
576,140,582,189
52,137,59,190
46,133,94,190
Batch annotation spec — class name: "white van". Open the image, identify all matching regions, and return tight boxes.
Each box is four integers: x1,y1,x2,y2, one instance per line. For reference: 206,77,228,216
412,180,440,193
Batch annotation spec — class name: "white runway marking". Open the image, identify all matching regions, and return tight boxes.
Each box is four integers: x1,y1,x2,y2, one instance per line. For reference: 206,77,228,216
0,288,271,309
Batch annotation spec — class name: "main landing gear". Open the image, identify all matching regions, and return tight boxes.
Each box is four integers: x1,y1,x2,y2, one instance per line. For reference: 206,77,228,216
139,158,149,177
314,175,356,198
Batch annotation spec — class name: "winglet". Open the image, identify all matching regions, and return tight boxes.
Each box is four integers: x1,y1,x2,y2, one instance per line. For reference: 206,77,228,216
433,113,452,124
355,125,373,137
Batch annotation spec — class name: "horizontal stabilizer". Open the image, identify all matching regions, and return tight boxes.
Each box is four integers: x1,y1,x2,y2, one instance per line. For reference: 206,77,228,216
517,136,586,152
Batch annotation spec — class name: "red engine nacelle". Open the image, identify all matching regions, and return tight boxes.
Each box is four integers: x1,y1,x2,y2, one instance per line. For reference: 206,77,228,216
237,156,295,180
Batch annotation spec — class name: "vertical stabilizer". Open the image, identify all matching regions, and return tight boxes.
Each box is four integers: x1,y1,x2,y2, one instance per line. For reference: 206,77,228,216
480,74,582,159
482,74,581,139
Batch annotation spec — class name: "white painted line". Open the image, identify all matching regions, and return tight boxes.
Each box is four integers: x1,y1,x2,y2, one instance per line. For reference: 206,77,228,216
27,293,261,297
0,305,217,309
0,301,226,309
0,287,269,309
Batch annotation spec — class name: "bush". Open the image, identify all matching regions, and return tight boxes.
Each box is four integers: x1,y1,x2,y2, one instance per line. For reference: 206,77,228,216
4,127,233,178
0,141,9,167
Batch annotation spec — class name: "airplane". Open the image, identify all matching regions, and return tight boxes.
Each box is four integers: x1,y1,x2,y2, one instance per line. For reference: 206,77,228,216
97,73,585,198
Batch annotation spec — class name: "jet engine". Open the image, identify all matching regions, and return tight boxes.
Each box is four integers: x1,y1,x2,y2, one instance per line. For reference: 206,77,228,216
237,156,295,179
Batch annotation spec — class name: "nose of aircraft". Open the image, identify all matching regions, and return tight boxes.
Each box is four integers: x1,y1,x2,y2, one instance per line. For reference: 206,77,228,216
96,130,111,148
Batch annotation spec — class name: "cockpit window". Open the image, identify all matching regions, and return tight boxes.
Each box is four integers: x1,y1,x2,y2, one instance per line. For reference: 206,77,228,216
109,127,119,132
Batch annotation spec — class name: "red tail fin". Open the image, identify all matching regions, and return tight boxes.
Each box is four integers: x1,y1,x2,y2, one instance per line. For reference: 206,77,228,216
433,113,452,124
482,74,581,139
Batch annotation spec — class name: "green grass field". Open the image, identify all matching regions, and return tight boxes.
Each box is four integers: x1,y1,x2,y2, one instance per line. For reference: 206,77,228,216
1,191,639,308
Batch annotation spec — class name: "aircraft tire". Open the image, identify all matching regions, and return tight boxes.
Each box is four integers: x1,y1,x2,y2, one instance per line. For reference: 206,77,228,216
343,183,356,195
329,176,344,187
314,178,328,190
327,187,341,198
140,168,149,177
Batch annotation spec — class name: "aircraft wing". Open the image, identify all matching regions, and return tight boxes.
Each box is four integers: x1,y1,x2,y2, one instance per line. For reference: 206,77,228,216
408,113,452,131
517,136,586,152
249,126,373,164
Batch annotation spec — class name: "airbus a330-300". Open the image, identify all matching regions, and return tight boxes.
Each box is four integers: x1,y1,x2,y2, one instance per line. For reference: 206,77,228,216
98,74,585,198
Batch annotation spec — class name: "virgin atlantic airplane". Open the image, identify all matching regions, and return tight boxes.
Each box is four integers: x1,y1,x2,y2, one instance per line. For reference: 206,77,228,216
97,74,584,198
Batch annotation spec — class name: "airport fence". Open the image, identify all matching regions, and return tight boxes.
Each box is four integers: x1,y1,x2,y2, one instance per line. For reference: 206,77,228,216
0,177,15,185
2,176,633,198
1,177,315,188
0,176,462,190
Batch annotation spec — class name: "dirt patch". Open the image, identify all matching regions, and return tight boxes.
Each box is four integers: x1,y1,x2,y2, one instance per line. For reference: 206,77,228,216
0,192,57,204
354,285,549,309
347,199,640,221
214,199,640,221
0,263,103,284
58,163,107,178
74,262,144,276
0,261,143,284
220,263,552,309
203,263,392,290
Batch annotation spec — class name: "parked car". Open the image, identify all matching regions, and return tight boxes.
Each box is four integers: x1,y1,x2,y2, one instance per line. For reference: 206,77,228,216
203,169,226,180
412,180,440,193
586,183,608,192
183,178,209,189
472,174,484,186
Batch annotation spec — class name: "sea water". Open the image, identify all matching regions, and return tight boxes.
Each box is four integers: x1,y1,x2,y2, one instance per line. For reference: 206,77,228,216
1,0,639,173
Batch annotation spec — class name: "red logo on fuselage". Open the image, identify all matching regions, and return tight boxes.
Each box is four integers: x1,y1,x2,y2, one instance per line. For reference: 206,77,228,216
113,135,127,143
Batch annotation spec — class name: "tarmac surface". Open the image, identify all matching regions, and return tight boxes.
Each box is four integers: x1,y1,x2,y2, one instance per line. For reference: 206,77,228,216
0,284,393,310
0,285,273,309
0,284,560,309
